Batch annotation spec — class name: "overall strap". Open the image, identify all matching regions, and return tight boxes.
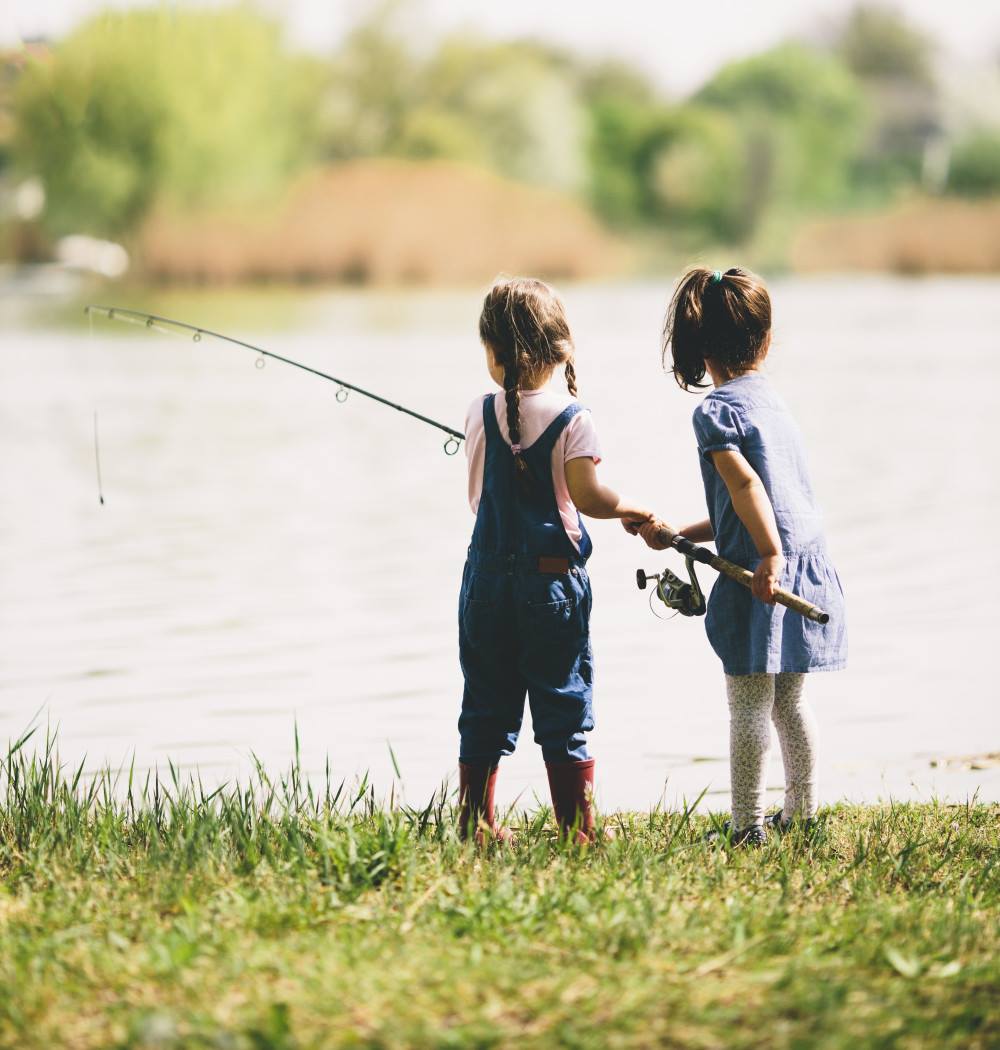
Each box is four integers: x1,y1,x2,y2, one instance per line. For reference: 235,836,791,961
471,393,591,562
483,394,585,456
483,392,501,442
523,402,586,462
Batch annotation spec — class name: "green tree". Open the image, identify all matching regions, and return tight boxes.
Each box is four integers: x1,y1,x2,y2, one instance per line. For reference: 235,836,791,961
317,2,420,160
410,37,584,191
837,4,934,85
643,108,747,240
948,131,1000,196
833,5,939,190
697,43,866,216
317,8,585,193
14,9,322,239
581,62,666,226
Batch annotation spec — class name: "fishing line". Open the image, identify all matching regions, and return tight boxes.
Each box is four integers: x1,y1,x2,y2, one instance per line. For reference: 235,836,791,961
648,586,678,621
93,411,105,505
84,305,465,455
87,307,106,506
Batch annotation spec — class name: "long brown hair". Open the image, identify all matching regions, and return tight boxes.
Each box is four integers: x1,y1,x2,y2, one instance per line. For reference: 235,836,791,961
663,267,771,390
478,276,576,485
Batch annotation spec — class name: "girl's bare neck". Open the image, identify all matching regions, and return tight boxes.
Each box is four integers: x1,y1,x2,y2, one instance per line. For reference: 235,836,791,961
707,362,762,389
520,365,557,392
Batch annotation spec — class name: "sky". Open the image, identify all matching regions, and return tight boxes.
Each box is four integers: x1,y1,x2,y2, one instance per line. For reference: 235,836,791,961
4,0,1000,95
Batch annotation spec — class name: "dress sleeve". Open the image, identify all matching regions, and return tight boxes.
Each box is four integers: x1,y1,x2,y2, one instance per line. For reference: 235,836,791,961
692,397,743,459
562,408,602,465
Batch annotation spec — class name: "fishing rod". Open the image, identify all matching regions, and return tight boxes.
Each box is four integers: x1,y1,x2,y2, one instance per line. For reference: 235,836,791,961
637,526,830,624
84,305,466,455
85,304,828,623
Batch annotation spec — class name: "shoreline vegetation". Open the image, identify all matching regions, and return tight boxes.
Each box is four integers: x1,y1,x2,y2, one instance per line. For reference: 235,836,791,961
5,5,1000,285
1,733,997,1048
11,186,1000,289
15,182,1000,292
791,197,1000,275
137,160,627,286
136,170,1000,285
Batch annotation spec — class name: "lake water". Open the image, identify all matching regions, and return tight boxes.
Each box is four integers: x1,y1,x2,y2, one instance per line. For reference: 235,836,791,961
1,276,998,813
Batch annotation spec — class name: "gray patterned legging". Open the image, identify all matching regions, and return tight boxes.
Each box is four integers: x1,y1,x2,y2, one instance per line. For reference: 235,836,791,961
725,672,818,831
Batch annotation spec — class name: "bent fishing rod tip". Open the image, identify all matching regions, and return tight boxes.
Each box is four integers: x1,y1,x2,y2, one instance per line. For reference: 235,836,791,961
89,303,468,455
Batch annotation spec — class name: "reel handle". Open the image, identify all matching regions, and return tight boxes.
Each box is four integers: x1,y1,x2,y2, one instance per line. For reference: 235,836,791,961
636,569,657,591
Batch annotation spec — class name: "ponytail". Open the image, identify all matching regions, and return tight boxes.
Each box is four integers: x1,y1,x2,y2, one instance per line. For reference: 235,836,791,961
663,266,771,391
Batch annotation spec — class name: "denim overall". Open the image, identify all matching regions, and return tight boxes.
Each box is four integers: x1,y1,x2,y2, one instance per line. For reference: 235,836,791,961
458,394,595,765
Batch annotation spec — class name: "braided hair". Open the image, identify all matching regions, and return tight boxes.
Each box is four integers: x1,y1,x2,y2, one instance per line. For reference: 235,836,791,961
478,277,576,488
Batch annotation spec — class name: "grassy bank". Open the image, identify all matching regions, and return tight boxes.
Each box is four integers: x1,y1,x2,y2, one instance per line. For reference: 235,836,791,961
1,734,997,1049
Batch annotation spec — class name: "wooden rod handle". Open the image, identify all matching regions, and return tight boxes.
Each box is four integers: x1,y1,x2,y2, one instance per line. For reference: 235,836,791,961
710,556,830,624
655,528,830,625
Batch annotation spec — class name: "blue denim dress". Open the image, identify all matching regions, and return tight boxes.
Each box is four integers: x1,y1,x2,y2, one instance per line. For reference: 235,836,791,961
692,374,847,676
458,394,595,764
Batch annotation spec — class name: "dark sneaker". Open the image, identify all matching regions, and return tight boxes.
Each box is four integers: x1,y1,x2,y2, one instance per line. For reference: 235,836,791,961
735,824,767,847
764,811,820,837
764,811,789,833
704,821,767,848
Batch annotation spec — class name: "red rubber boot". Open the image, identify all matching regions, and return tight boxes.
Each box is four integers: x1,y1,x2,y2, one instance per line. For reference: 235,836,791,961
458,762,511,845
545,758,599,843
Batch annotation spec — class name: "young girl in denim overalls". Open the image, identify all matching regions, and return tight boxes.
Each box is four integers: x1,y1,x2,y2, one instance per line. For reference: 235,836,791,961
641,267,847,846
459,277,653,843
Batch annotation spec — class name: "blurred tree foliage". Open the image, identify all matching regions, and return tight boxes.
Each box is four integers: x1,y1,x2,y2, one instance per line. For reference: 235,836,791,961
832,4,939,191
696,44,866,231
837,4,934,85
948,132,1000,196
8,1,998,251
319,10,584,192
401,39,583,191
14,9,322,237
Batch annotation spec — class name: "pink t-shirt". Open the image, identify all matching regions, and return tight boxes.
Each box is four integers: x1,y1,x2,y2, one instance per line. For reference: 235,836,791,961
465,386,602,553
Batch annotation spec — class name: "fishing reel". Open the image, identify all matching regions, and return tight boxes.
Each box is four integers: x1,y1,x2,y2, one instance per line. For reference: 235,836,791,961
636,556,706,618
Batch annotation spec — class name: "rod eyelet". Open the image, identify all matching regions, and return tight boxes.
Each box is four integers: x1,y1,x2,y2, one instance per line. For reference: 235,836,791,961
444,436,461,456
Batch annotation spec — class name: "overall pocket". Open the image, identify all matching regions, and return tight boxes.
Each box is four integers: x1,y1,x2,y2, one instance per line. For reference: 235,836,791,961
459,571,507,648
521,573,590,640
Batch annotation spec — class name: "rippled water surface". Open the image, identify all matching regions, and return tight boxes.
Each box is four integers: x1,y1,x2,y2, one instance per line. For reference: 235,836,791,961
2,277,998,811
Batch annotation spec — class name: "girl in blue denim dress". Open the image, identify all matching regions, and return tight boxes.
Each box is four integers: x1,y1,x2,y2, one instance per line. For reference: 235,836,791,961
458,277,654,843
640,267,847,846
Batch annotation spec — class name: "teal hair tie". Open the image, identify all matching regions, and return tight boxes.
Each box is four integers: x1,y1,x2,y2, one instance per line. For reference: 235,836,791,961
711,270,723,283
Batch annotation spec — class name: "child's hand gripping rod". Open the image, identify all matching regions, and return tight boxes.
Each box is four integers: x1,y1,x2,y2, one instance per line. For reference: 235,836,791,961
653,527,830,624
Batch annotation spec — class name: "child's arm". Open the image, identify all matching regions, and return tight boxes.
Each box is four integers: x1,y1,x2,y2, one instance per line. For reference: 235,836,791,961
710,450,783,603
565,457,652,526
677,518,713,543
636,517,711,549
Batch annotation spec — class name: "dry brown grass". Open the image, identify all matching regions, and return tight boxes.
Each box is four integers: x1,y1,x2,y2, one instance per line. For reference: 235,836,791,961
137,159,627,285
791,196,1000,274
